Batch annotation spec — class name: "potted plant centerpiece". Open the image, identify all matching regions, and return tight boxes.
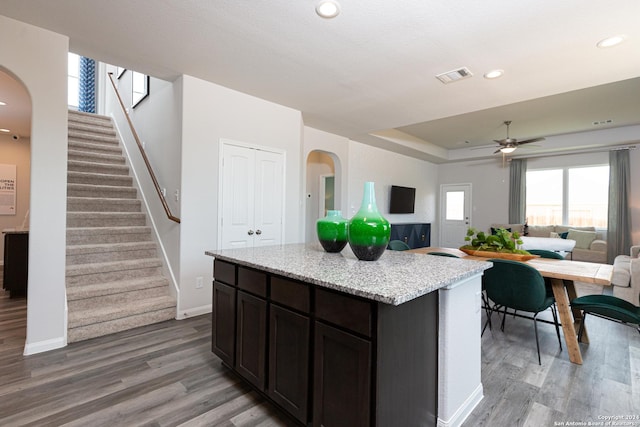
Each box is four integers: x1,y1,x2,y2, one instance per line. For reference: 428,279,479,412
460,227,538,261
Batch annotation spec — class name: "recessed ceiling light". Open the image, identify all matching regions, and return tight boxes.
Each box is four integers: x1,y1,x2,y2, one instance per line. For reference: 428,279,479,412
484,69,504,79
316,0,341,19
597,35,626,48
0,101,7,106
0,128,10,133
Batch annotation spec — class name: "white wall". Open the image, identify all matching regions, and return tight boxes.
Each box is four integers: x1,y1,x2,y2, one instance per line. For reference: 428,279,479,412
0,15,69,354
347,140,438,238
0,135,31,260
104,70,182,298
303,128,439,247
179,75,303,317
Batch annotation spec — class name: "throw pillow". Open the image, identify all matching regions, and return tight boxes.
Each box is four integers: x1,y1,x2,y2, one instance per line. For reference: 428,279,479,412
567,229,597,249
559,231,569,239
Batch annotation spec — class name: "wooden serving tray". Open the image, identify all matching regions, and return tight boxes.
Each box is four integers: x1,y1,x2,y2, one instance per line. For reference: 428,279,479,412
459,248,539,261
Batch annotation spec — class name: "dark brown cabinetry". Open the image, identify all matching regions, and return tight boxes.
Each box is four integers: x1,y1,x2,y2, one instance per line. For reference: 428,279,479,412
211,280,236,365
211,258,438,427
2,231,29,298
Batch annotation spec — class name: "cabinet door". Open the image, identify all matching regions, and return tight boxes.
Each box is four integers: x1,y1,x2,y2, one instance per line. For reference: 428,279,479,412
236,291,267,390
211,281,236,366
268,305,310,423
313,322,371,427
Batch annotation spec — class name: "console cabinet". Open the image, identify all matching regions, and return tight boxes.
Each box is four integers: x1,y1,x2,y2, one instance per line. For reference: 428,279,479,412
211,257,439,426
2,231,29,298
390,223,431,249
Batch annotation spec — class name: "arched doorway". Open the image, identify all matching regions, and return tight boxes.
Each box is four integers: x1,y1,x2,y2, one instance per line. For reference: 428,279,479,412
0,68,32,351
305,150,342,243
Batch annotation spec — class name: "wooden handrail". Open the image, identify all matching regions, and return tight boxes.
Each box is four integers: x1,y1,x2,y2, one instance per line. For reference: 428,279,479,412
107,72,180,224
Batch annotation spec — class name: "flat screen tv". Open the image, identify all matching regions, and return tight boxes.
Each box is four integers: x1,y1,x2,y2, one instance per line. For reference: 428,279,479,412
389,185,416,214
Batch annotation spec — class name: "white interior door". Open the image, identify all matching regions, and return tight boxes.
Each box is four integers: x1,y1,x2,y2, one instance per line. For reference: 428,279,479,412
221,144,256,249
440,184,472,248
220,143,284,249
253,149,284,247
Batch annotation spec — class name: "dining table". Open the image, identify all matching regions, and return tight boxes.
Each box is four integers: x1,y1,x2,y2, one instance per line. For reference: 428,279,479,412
409,247,614,365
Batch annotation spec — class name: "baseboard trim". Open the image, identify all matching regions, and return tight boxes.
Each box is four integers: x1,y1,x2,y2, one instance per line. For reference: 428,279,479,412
176,303,212,320
437,383,483,427
23,336,66,356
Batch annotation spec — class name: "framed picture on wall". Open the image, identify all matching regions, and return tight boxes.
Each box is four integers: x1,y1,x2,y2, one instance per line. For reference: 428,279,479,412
0,163,17,215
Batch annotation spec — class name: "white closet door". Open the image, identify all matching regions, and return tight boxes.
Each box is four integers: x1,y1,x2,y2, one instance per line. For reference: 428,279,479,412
220,143,284,249
253,149,283,247
221,144,256,249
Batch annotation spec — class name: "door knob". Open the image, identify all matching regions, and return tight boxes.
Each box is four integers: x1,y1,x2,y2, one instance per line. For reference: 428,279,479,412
248,230,254,235
256,229,262,235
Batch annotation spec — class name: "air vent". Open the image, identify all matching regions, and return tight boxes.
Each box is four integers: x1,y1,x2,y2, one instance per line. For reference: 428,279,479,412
436,67,473,84
592,119,613,126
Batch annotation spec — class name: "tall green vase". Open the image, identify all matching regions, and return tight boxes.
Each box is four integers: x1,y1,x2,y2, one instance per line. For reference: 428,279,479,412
348,182,391,261
317,210,349,252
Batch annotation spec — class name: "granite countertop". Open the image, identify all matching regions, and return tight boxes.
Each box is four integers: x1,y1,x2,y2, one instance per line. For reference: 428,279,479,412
205,243,492,306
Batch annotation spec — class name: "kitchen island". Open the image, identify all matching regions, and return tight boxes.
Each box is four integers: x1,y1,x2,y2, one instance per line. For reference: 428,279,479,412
205,243,491,427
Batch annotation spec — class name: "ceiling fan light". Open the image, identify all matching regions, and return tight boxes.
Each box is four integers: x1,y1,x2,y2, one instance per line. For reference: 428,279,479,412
500,146,516,154
316,0,341,19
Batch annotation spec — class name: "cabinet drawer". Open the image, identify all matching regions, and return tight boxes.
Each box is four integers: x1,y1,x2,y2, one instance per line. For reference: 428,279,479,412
315,289,373,337
271,276,310,313
214,259,236,286
238,266,267,297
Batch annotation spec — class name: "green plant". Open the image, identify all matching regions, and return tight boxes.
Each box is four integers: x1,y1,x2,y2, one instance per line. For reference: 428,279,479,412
461,227,530,254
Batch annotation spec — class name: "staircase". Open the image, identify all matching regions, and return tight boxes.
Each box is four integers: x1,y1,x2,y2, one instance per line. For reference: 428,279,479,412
66,110,176,343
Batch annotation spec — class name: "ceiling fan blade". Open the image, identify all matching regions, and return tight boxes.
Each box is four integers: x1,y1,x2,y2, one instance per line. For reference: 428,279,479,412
517,137,546,145
493,148,502,154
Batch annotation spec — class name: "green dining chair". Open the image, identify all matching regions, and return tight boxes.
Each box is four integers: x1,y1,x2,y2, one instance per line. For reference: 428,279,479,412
526,249,564,260
483,258,562,365
571,295,640,339
426,251,459,258
388,240,411,251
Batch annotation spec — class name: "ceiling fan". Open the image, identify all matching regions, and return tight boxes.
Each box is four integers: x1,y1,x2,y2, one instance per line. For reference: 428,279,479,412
493,120,545,154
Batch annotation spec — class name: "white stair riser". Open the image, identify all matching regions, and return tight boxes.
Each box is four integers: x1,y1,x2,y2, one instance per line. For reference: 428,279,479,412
68,152,126,165
67,307,175,343
68,286,169,310
67,199,142,212
68,161,130,176
67,186,137,199
68,141,122,155
67,173,133,187
66,266,163,286
66,231,152,245
66,248,157,264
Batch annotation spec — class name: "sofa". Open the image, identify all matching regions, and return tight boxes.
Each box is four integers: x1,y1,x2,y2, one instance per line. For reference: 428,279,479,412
490,223,607,264
611,246,640,305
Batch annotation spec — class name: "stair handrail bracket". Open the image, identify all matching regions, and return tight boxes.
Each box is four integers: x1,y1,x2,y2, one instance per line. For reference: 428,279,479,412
107,72,180,224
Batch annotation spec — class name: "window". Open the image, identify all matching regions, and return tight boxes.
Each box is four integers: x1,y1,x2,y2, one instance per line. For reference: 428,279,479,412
526,166,608,227
445,191,465,220
68,53,80,108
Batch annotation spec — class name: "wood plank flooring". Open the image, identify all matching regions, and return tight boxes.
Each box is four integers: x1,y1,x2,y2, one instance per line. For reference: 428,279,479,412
1,284,638,427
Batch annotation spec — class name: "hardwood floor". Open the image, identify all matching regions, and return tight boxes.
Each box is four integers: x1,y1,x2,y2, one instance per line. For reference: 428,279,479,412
1,285,638,426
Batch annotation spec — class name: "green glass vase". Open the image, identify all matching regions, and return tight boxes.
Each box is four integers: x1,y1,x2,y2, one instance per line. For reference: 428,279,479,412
348,182,391,261
317,210,349,253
